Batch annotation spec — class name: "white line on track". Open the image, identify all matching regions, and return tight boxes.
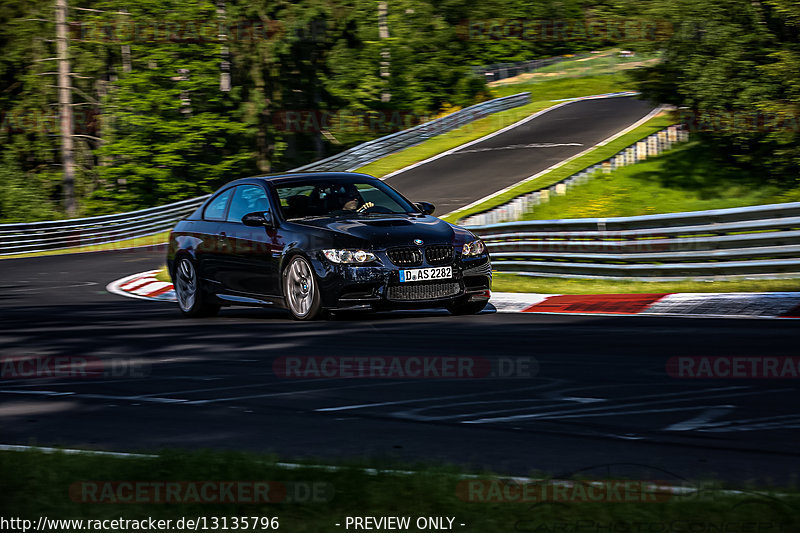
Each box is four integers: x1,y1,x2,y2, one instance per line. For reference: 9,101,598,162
664,407,735,431
460,387,788,425
401,385,749,422
0,379,431,406
0,444,156,458
453,142,583,154
315,381,560,412
0,389,191,403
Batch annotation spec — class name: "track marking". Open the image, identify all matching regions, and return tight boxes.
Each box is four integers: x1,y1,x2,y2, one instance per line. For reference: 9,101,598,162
664,407,736,431
0,444,156,458
0,389,190,404
315,381,560,413
459,387,786,425
453,142,583,154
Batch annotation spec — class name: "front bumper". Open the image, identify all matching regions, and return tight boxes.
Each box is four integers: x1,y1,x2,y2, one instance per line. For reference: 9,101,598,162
312,251,492,311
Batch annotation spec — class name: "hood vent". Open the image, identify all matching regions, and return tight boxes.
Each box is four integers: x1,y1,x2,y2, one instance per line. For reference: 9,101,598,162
360,218,414,227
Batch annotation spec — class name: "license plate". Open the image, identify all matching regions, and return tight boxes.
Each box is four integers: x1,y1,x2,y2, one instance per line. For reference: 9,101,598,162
399,266,452,283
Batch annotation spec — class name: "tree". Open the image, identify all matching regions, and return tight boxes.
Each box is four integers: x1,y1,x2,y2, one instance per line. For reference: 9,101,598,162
630,0,800,182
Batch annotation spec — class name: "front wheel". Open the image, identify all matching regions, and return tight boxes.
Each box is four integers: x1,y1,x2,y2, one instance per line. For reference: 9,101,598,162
446,297,489,316
173,256,220,318
283,255,323,320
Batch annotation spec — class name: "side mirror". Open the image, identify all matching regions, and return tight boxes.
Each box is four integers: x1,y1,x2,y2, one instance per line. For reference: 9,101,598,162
242,211,274,228
414,202,435,215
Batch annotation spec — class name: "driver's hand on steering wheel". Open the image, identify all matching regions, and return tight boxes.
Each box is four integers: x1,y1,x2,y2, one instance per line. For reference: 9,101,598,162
356,201,375,213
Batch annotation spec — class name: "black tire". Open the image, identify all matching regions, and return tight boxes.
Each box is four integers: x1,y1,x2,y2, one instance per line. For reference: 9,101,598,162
283,255,323,320
173,256,220,318
446,297,489,316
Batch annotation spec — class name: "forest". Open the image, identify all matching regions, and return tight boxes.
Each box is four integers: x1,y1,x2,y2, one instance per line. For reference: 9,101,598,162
0,0,798,221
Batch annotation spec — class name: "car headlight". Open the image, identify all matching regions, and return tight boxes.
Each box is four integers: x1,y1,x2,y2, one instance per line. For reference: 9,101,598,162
322,249,377,264
462,239,486,257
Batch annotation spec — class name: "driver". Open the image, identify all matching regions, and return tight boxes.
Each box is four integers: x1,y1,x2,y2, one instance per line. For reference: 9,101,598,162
338,184,374,212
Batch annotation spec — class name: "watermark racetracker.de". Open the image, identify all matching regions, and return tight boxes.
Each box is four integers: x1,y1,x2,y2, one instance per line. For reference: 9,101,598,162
0,355,150,379
273,355,538,379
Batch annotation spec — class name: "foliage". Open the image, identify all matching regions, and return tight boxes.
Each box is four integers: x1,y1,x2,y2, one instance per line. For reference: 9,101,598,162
3,0,798,222
629,0,800,183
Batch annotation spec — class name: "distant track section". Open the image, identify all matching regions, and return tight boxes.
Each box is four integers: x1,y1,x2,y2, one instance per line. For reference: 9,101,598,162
385,95,656,214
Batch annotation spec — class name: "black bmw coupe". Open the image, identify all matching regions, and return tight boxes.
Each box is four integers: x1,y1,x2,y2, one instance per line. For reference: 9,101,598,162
166,172,491,320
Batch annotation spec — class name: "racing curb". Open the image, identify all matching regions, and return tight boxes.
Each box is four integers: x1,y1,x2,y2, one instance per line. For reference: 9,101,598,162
107,271,800,319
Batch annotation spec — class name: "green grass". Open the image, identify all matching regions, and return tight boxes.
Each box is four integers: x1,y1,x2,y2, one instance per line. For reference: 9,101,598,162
492,273,800,295
0,231,170,260
489,51,659,97
155,265,171,283
356,73,632,179
443,112,675,223
2,449,797,531
523,140,800,220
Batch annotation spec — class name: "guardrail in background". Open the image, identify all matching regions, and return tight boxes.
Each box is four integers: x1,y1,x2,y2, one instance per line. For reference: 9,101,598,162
471,55,585,83
468,202,800,280
460,123,689,226
0,196,211,255
0,93,532,256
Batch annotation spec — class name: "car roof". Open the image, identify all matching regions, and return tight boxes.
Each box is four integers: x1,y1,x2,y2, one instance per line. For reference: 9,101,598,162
225,172,378,187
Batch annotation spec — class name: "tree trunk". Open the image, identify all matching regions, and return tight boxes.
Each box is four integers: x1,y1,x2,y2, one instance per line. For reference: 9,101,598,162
56,0,76,216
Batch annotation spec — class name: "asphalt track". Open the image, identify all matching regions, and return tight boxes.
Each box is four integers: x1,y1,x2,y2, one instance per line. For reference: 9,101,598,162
1,249,799,484
385,95,657,214
0,96,798,485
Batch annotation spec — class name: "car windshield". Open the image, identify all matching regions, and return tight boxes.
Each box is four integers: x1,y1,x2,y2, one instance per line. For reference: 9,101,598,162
274,177,417,220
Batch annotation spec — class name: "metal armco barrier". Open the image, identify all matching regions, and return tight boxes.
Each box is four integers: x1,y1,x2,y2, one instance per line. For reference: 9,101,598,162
467,202,800,280
0,93,532,256
0,196,210,255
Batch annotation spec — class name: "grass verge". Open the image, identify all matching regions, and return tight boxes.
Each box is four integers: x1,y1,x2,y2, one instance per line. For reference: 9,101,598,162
155,265,171,283
489,50,659,97
0,231,170,261
356,73,631,179
442,112,675,223
492,273,800,294
1,449,797,531
521,139,800,220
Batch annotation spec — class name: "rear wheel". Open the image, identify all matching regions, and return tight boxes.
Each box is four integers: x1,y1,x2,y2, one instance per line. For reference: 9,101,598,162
174,256,220,318
283,255,323,320
446,297,488,315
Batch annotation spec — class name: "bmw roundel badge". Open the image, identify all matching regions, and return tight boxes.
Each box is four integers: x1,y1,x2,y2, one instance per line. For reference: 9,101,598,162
413,239,424,245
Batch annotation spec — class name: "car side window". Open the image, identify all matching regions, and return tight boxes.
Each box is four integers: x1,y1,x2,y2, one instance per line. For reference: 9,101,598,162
227,185,270,223
203,188,233,221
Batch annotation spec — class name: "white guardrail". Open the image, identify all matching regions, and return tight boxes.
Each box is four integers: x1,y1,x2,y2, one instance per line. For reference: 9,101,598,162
0,93,531,256
467,202,800,280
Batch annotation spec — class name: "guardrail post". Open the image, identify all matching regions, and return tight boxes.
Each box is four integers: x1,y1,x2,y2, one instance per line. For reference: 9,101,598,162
636,141,647,160
625,147,635,165
647,134,658,156
667,125,678,143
